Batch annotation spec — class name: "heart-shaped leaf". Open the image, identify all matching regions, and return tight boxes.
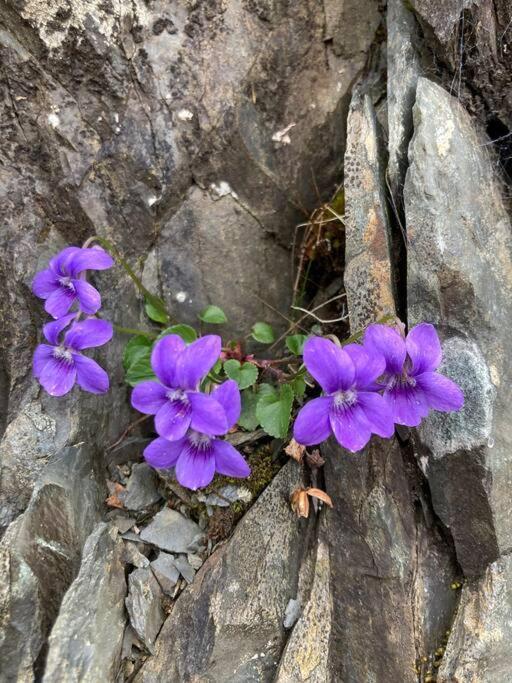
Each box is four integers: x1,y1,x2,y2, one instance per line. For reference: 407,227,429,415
224,359,258,389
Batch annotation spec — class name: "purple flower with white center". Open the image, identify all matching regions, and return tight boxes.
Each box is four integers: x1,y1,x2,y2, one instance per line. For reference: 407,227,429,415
32,246,114,319
293,337,394,452
143,379,251,490
363,322,464,427
131,334,229,441
33,314,113,396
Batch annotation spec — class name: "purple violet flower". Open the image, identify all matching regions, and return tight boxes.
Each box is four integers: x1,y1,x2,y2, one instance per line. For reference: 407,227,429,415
131,334,229,441
143,379,250,490
32,246,114,319
293,337,394,452
33,314,113,396
363,322,464,427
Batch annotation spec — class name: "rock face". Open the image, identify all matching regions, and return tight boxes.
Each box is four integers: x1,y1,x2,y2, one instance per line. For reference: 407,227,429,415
405,77,512,576
0,445,105,681
343,91,396,330
438,556,512,682
0,0,382,678
43,523,127,682
139,507,202,554
135,462,310,682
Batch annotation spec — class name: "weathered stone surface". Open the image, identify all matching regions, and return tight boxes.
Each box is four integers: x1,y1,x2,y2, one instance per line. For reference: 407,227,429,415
125,567,165,654
0,445,105,681
135,462,309,682
405,77,512,575
438,555,512,682
151,553,180,595
120,463,161,511
387,0,421,196
343,90,396,330
43,522,126,682
139,508,203,554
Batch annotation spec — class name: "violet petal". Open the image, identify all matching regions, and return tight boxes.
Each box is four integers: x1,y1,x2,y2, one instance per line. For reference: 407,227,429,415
43,313,77,345
176,335,221,390
175,443,216,490
329,403,372,452
33,344,55,379
344,343,386,390
151,334,185,388
64,319,113,350
384,385,427,427
73,279,101,314
415,372,464,413
303,337,355,393
357,391,395,438
144,436,184,469
211,379,241,429
213,439,251,478
45,286,75,319
293,396,333,446
74,354,109,394
49,247,81,275
32,269,58,299
68,247,114,276
406,323,443,375
188,392,228,436
155,399,191,441
364,324,406,375
39,357,77,396
131,380,167,414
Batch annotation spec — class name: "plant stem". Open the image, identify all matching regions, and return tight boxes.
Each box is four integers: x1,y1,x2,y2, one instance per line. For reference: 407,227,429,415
114,324,157,339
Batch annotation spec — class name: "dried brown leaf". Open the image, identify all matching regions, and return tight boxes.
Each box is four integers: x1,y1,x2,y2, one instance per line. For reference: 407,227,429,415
290,487,310,518
285,438,306,462
306,487,333,508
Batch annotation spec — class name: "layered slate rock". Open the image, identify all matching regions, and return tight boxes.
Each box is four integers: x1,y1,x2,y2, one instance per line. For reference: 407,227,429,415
135,462,310,682
0,1,382,677
278,89,458,681
386,0,421,197
43,523,127,682
438,555,512,682
0,446,105,681
343,91,396,331
405,78,512,576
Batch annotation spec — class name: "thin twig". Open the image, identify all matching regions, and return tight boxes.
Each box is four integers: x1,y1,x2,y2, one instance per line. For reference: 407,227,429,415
253,293,309,334
291,304,348,324
107,414,151,451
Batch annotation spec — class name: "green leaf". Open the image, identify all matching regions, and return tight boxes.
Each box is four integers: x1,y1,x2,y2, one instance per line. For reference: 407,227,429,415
256,384,294,438
144,295,170,324
157,324,198,344
286,334,307,356
199,305,227,324
251,322,275,344
125,346,155,387
290,374,306,398
238,389,260,431
224,359,258,390
123,335,153,371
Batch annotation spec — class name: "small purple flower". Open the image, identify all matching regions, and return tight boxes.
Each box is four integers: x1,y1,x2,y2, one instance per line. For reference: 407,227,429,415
293,337,394,452
32,246,114,319
363,322,464,427
33,314,113,396
143,379,251,490
131,334,228,441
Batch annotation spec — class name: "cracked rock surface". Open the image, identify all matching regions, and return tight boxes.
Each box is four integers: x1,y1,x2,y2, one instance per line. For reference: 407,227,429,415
1,0,512,681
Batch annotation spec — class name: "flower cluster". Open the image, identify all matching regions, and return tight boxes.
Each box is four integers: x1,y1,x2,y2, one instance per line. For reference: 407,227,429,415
32,246,114,396
294,323,464,452
132,335,251,490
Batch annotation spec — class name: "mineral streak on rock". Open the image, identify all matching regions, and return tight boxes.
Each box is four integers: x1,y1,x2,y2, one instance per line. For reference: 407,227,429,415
343,90,397,331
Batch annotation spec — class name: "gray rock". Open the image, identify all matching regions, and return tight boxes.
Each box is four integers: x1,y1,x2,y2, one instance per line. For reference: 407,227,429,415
0,445,105,681
150,553,180,595
343,90,396,331
173,555,196,584
43,523,127,682
438,555,512,682
120,463,162,511
135,462,310,682
405,78,512,575
283,598,301,630
123,541,151,569
140,508,203,554
125,568,165,654
387,0,421,196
